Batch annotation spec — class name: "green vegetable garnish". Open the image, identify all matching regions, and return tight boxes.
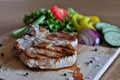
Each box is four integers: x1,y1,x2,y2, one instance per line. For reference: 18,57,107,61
23,8,47,25
12,26,28,38
68,8,78,17
13,7,77,38
12,15,46,38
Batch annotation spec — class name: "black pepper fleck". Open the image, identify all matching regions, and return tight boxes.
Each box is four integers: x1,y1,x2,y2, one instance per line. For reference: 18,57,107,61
25,72,29,76
63,73,67,76
0,52,4,56
91,48,98,51
94,48,98,51
61,73,67,76
89,60,93,64
0,78,4,80
0,44,2,47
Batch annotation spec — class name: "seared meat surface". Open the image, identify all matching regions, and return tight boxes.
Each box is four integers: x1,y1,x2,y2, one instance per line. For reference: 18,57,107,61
14,25,78,69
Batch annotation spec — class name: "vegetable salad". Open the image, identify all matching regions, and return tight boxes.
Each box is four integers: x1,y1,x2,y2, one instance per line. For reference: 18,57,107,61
12,5,120,47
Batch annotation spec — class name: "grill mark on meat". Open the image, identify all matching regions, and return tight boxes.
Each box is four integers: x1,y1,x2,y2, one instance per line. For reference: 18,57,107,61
46,32,77,41
15,39,75,58
37,42,52,49
38,41,75,50
33,43,75,56
25,51,59,59
31,46,74,57
14,25,78,69
59,32,77,41
57,44,75,50
57,46,75,56
25,47,64,58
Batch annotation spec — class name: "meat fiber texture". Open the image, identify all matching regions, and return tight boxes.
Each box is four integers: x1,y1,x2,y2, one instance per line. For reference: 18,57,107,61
13,25,78,69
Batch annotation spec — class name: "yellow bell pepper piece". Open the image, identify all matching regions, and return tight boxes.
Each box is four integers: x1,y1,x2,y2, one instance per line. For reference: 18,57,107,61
89,16,100,24
80,16,96,30
71,14,100,31
71,14,83,31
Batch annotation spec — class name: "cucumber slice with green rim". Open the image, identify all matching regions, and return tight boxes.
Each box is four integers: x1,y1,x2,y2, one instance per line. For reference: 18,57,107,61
96,22,120,31
104,31,120,47
102,27,120,33
96,22,111,30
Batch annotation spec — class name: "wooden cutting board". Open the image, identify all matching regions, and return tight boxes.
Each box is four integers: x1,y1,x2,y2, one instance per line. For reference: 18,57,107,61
0,32,119,80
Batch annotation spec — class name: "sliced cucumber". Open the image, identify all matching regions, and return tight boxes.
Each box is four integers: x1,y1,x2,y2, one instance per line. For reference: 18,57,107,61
96,22,109,30
104,31,120,47
102,27,120,34
96,22,120,31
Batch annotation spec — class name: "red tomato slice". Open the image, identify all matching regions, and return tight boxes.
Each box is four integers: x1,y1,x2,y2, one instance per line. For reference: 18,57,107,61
51,5,69,21
59,8,69,17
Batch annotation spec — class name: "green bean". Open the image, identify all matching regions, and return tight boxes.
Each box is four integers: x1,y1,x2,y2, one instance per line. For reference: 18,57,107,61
13,15,46,38
12,26,28,38
32,15,45,25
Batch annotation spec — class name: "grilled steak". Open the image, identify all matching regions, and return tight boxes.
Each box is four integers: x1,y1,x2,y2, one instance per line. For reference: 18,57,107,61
14,25,78,69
